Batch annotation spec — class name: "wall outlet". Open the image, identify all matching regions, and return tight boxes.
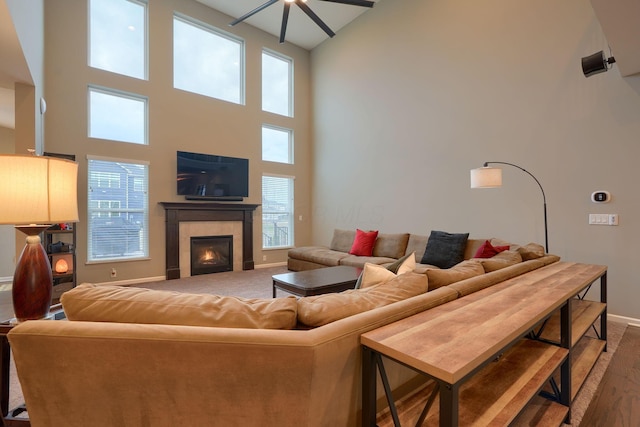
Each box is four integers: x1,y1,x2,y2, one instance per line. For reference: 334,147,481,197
262,255,267,261
110,268,117,278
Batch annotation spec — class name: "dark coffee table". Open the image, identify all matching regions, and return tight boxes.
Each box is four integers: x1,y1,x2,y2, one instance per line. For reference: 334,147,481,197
272,266,362,297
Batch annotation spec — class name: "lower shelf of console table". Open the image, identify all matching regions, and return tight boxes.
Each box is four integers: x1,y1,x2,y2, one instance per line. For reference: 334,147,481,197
373,338,570,426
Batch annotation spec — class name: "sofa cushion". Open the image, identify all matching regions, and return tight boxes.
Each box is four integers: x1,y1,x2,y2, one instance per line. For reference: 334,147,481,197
372,233,410,258
474,240,509,258
61,284,298,330
425,260,485,290
474,250,523,272
349,229,379,256
421,231,470,269
330,229,356,253
288,246,350,266
405,234,429,261
517,242,546,260
297,272,429,327
339,255,397,268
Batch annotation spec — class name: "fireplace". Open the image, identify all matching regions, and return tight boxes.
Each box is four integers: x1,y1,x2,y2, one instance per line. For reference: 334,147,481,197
160,202,259,279
190,235,233,276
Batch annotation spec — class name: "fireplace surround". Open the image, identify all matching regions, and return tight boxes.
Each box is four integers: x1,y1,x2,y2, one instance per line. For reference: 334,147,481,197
160,202,259,279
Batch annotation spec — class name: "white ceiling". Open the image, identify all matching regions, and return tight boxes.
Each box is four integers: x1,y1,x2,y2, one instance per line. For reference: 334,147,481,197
195,0,377,50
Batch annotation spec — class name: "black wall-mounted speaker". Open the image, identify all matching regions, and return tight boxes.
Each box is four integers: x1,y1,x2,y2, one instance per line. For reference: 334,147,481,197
582,50,616,77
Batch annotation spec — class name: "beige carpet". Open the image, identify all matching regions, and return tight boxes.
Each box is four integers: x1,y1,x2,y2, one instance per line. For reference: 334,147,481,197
6,267,628,425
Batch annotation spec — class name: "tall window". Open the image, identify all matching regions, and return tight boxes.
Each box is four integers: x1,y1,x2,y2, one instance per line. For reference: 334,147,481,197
262,175,294,249
262,125,293,164
262,50,292,116
173,15,244,104
88,86,148,145
87,157,149,262
89,0,147,79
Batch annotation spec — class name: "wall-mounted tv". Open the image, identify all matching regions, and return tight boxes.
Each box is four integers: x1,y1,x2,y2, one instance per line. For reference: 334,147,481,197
177,151,249,201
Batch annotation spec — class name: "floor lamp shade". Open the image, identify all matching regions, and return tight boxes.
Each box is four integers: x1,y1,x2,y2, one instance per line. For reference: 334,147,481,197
470,167,502,188
0,155,79,321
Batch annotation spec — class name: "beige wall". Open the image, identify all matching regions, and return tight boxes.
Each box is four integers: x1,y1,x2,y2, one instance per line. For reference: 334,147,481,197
311,0,640,319
0,126,15,278
43,0,312,283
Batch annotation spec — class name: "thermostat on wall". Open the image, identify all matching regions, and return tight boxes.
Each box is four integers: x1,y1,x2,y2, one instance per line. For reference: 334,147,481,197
591,191,611,203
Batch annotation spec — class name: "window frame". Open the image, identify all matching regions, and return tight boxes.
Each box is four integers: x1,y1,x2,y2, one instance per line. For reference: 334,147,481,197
173,13,246,105
88,0,149,80
262,48,293,117
87,155,150,263
262,124,293,165
261,174,295,250
88,85,149,145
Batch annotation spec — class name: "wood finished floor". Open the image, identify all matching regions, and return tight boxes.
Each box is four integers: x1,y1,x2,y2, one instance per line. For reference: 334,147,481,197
580,325,640,426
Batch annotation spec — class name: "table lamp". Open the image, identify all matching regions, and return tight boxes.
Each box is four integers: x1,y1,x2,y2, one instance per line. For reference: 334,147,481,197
0,154,78,321
470,161,548,253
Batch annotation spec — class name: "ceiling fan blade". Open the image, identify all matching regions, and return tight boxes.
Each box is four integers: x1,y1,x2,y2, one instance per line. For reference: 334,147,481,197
280,3,291,44
320,0,375,8
229,0,280,26
296,1,336,38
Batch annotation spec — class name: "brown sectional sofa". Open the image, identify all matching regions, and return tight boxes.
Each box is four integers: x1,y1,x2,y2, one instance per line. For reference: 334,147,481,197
8,236,560,427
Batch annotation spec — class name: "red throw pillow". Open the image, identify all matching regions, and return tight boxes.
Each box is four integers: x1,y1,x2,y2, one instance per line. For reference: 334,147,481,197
474,240,509,258
349,229,379,256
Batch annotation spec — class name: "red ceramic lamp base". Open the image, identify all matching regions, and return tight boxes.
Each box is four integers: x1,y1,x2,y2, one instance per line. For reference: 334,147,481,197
12,227,53,322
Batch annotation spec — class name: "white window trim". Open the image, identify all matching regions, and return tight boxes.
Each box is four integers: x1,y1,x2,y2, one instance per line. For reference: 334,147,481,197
262,123,294,165
88,85,149,145
87,0,149,80
86,155,150,264
262,48,294,117
173,13,246,105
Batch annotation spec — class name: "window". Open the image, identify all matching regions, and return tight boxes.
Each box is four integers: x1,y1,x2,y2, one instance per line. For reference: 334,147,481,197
88,157,149,261
89,86,148,145
262,175,294,249
89,0,147,79
173,15,244,104
262,50,292,116
262,125,293,164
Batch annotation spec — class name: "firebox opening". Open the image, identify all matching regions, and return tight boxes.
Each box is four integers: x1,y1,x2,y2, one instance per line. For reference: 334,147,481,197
190,235,233,276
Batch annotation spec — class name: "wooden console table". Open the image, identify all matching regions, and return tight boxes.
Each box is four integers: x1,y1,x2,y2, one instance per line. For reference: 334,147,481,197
361,262,607,426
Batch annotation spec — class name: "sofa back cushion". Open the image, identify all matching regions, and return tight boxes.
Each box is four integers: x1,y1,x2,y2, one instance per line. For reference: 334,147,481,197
474,250,523,272
372,233,410,258
61,284,298,330
425,260,485,290
297,272,428,327
330,229,356,253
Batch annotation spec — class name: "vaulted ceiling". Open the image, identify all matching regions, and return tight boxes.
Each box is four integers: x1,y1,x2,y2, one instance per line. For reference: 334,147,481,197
195,0,377,50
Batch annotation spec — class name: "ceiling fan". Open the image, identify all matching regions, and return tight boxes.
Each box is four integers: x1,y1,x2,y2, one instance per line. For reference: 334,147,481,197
229,0,375,44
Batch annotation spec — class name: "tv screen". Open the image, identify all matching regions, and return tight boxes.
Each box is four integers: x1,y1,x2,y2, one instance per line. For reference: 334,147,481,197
177,151,249,200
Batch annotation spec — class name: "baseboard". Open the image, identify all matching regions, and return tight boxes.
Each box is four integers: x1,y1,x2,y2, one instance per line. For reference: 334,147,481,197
608,313,640,327
93,276,166,287
255,262,287,269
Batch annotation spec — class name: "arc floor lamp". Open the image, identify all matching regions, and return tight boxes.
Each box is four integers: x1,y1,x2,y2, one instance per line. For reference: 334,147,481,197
470,162,548,253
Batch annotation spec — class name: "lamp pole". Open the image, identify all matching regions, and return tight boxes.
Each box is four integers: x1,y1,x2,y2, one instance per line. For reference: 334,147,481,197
483,162,548,253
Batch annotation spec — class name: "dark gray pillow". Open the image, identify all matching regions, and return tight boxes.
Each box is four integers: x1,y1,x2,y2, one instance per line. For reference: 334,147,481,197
420,230,469,269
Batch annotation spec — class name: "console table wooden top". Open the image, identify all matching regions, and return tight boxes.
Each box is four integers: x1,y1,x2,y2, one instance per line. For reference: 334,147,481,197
361,262,607,385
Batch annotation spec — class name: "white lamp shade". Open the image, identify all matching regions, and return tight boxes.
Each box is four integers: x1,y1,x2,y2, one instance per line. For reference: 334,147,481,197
470,167,502,188
0,154,79,225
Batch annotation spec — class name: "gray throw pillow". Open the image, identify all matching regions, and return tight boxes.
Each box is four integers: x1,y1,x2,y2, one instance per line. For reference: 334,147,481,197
420,230,469,269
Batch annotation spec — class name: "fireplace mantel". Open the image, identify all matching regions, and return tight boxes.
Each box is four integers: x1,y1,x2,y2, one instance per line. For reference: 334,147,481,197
160,202,259,279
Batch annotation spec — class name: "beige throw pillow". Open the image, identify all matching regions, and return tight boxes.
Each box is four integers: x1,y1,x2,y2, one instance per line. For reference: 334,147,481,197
517,242,546,260
61,284,298,330
358,255,416,289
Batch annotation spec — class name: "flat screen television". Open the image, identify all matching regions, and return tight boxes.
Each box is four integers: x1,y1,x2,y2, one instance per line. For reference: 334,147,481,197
177,151,249,201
